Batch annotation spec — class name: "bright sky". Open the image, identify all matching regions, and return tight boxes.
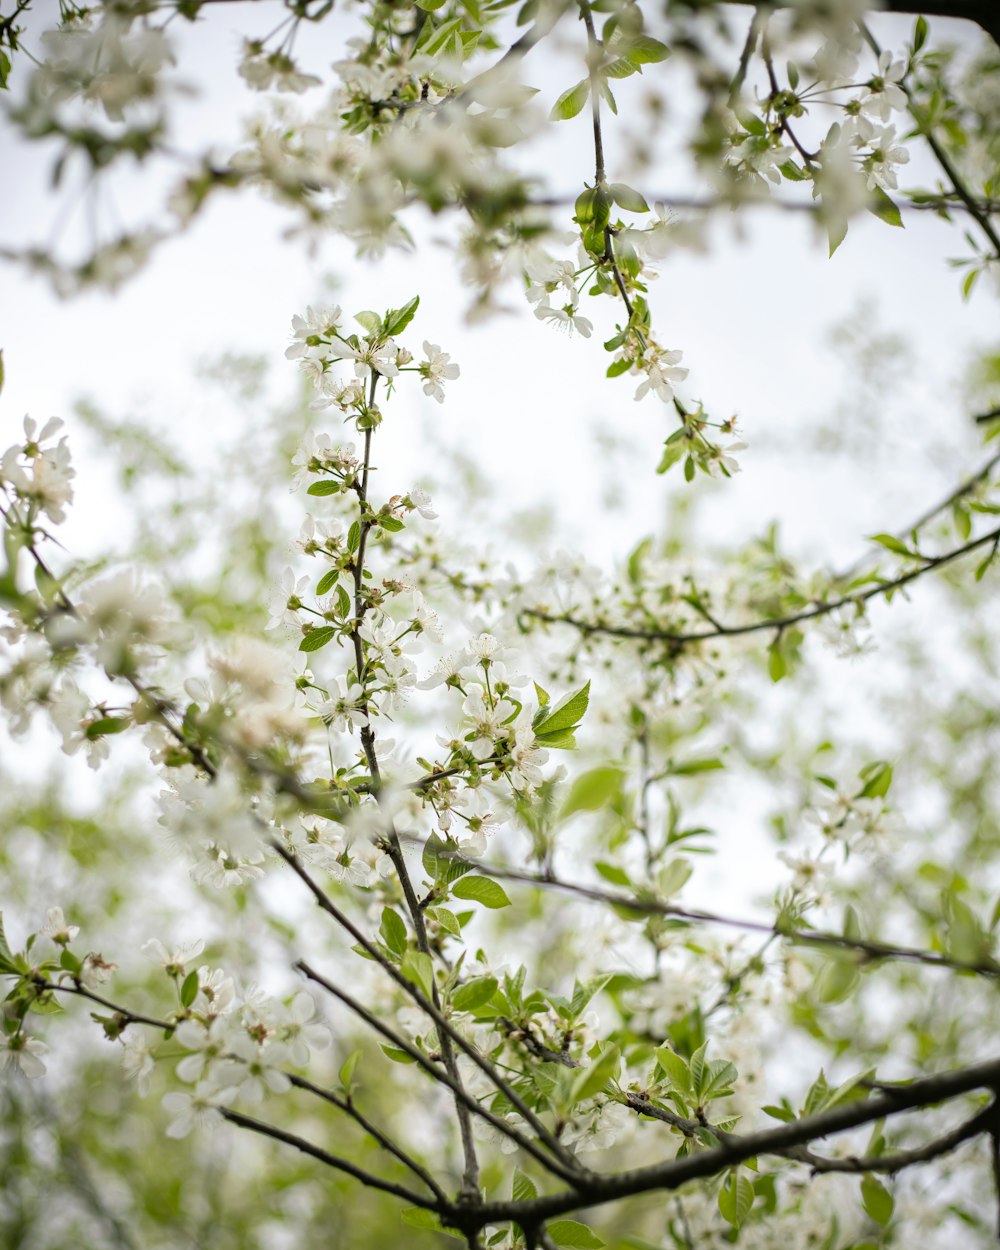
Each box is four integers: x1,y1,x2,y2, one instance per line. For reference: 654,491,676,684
1,3,994,573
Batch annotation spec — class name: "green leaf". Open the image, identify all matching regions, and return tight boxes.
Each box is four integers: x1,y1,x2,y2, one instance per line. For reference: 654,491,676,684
551,79,590,121
336,584,351,619
718,1170,755,1229
0,52,10,91
627,35,670,65
654,1045,692,1093
347,521,360,553
400,950,435,1000
451,876,512,909
426,906,462,938
84,716,130,738
0,349,4,392
535,681,590,736
384,295,420,337
0,913,19,972
380,907,408,957
868,186,904,229
609,182,649,213
861,1174,894,1225
547,1220,606,1248
768,641,787,682
306,480,340,496
316,569,339,595
913,14,928,52
400,1207,463,1239
594,860,631,887
560,766,625,819
869,532,914,557
533,680,550,707
300,626,336,653
512,1168,537,1201
381,1042,417,1064
354,310,382,335
422,833,473,887
180,970,199,1007
379,514,405,533
859,760,893,799
339,1050,361,1089
571,1044,620,1104
60,947,82,974
452,976,499,1012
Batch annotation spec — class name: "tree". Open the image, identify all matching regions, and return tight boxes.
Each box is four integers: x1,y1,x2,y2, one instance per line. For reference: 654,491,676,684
1,0,1000,1247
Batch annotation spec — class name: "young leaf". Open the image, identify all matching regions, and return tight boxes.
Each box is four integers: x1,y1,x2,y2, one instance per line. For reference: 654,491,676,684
451,876,512,909
300,626,336,653
571,1044,620,1104
860,1174,894,1225
380,907,408,957
868,186,904,229
535,681,590,737
400,950,435,1000
609,182,649,213
718,1170,755,1229
551,79,590,121
559,766,625,819
339,1050,361,1089
452,976,499,1012
512,1168,537,1201
180,970,199,1007
546,1220,606,1248
384,295,420,336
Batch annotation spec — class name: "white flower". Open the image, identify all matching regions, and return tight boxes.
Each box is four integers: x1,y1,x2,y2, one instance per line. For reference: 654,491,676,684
213,1034,291,1103
162,1081,233,1138
238,43,321,93
509,722,548,791
634,346,688,403
418,652,472,690
286,305,343,360
267,569,310,632
863,125,910,192
316,677,369,733
326,336,400,380
0,1032,47,1079
462,685,514,760
280,994,332,1066
534,302,593,338
122,1033,154,1096
174,1018,229,1084
79,952,117,988
705,440,748,478
39,906,79,945
860,51,907,121
0,415,75,524
419,342,460,403
194,967,237,1019
407,488,437,520
468,633,502,664
142,937,205,978
563,1100,632,1153
190,847,266,889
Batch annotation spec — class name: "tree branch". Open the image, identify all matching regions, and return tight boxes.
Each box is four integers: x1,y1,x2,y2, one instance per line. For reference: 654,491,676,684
521,521,1000,647
218,1107,439,1210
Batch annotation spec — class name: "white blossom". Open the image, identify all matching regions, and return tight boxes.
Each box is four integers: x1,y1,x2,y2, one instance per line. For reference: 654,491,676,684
0,1032,48,1079
419,342,460,403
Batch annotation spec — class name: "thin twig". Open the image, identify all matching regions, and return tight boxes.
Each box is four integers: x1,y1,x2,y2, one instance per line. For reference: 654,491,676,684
219,1107,438,1209
522,521,1000,646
